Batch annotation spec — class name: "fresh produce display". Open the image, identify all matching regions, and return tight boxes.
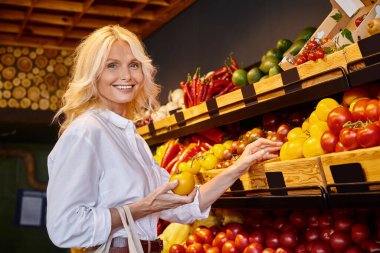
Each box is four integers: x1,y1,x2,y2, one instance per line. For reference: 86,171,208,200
181,56,240,109
293,38,331,66
164,208,380,253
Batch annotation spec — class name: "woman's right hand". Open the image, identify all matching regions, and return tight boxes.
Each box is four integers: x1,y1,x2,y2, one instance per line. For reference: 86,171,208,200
140,180,197,213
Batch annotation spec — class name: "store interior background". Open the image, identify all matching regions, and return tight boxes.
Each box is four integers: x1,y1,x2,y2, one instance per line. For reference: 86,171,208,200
0,0,331,252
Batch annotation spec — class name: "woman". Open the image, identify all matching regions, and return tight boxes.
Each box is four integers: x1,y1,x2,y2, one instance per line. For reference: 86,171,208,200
46,25,282,252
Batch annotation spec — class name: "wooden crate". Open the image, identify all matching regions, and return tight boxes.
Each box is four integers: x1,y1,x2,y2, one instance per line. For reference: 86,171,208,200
262,157,327,195
320,146,380,192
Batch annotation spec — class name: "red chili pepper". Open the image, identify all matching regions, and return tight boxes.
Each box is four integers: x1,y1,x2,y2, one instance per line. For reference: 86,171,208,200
197,81,205,105
198,128,227,144
221,72,231,81
191,134,215,145
200,142,213,151
184,82,193,107
213,79,230,88
170,142,200,174
183,90,189,108
213,66,228,78
191,68,200,104
201,82,208,103
165,155,179,173
230,55,239,69
205,81,214,101
161,139,181,168
216,82,235,97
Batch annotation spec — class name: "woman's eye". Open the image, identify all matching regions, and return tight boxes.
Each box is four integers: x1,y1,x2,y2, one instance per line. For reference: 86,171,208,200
107,63,117,69
130,62,139,69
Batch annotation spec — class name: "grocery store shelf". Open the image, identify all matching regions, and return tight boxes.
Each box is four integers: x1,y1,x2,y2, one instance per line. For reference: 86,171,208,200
347,52,380,87
212,186,328,209
212,182,380,209
326,181,380,208
144,67,350,146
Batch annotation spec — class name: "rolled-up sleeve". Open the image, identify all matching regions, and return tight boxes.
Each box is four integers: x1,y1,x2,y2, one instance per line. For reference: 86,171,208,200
156,165,211,224
46,132,111,248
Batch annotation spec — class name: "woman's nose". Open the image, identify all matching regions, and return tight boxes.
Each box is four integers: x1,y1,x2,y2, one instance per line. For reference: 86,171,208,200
120,67,131,81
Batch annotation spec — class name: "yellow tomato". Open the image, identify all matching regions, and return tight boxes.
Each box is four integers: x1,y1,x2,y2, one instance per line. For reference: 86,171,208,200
212,144,226,161
223,140,233,150
287,127,308,142
285,138,306,160
302,118,310,132
309,111,320,125
280,142,290,161
315,98,340,121
309,121,329,138
302,136,326,158
178,159,201,174
199,153,217,170
170,171,195,195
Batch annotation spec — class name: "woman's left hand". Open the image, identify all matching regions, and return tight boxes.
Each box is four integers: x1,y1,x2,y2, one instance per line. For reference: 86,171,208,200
233,138,282,174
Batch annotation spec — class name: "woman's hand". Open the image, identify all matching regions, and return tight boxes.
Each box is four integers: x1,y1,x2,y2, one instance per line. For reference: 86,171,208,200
140,180,197,213
233,138,282,174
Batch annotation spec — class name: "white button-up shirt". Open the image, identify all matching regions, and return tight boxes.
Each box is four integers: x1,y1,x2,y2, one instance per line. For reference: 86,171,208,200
46,109,210,248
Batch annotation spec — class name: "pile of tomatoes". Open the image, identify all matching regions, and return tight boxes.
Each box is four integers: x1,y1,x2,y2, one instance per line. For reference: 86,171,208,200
321,96,380,153
169,208,380,253
294,38,331,66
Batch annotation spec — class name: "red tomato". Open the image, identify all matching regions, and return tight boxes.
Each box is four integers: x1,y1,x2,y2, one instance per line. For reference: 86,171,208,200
339,127,359,150
277,123,291,142
170,244,186,253
212,232,229,249
355,17,364,27
356,123,380,148
334,215,354,232
290,211,307,229
308,52,317,61
275,248,292,253
319,214,334,229
321,130,339,153
295,243,307,253
209,226,220,238
364,99,379,121
226,223,244,240
265,232,280,249
221,241,239,253
305,228,320,242
351,223,370,244
306,40,319,50
187,243,205,253
235,232,250,251
262,248,276,253
329,231,352,251
206,247,221,253
296,56,307,65
279,229,299,248
308,212,320,228
187,234,203,246
351,98,370,122
288,112,305,127
263,113,281,131
315,48,325,59
242,242,264,253
327,107,353,135
335,141,350,152
345,246,364,253
310,241,332,253
248,231,265,245
195,228,214,245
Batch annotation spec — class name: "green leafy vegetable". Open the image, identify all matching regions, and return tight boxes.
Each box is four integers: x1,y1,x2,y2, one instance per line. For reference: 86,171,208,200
341,29,354,43
331,12,343,21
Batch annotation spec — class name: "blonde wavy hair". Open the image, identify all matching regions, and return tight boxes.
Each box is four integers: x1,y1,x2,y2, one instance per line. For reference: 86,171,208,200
54,25,161,136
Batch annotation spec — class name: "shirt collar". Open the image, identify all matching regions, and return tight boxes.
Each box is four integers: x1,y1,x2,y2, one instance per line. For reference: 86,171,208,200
95,108,135,130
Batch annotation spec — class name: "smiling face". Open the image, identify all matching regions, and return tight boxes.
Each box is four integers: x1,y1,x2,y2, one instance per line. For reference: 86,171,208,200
96,40,144,116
